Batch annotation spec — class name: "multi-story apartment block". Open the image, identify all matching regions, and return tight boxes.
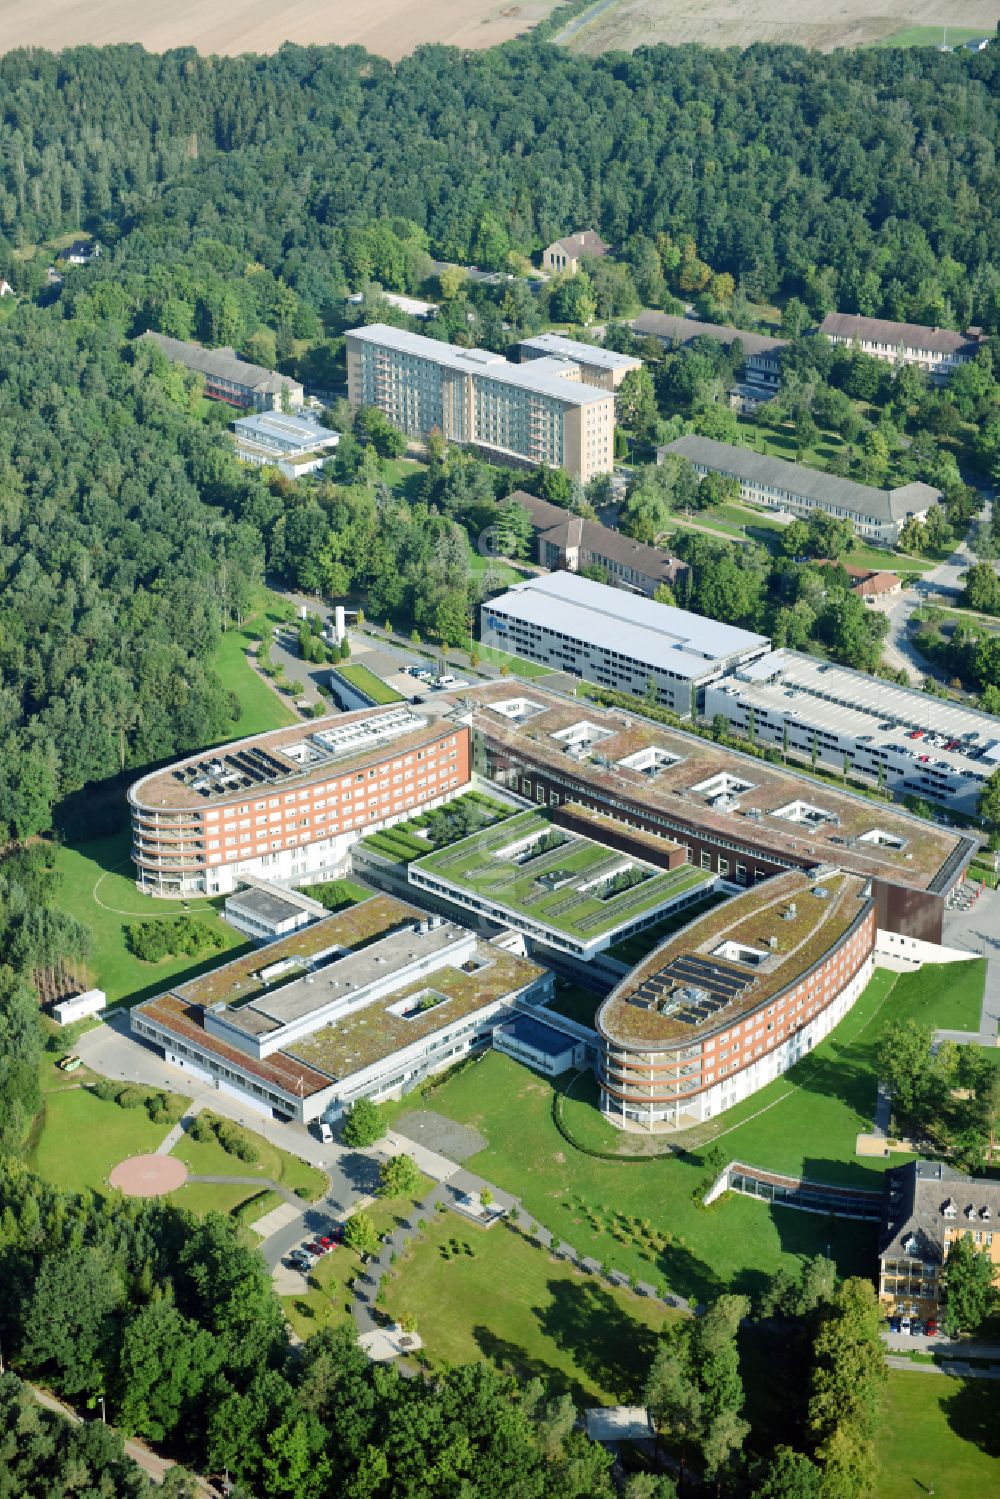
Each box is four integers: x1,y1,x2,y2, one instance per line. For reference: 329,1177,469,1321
819,313,987,383
479,572,770,715
542,230,610,275
661,435,941,545
139,331,305,410
518,333,642,391
128,705,470,897
345,324,615,482
596,869,876,1128
704,650,1000,816
879,1160,1000,1321
631,313,788,394
501,491,687,597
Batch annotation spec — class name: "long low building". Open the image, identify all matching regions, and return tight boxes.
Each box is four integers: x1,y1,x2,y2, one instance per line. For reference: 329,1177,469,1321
131,894,550,1123
501,490,687,597
630,313,787,393
480,572,770,715
518,333,642,391
345,323,615,483
407,806,715,959
453,682,973,930
596,868,875,1128
128,704,469,896
819,313,987,383
704,650,1000,816
660,434,941,545
139,331,305,411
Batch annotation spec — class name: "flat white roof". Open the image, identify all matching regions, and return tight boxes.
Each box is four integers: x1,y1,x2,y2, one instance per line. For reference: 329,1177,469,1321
484,572,769,678
346,323,613,407
723,650,1000,779
519,333,642,372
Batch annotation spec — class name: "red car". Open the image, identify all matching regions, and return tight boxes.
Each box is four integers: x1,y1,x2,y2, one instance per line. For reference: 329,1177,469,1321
926,1318,938,1337
316,1235,336,1251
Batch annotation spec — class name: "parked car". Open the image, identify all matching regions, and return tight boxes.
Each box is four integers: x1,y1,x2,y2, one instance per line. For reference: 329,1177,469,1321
926,1318,939,1337
317,1121,333,1144
287,1251,315,1270
888,1316,901,1333
316,1235,336,1251
900,1316,911,1333
911,1319,924,1337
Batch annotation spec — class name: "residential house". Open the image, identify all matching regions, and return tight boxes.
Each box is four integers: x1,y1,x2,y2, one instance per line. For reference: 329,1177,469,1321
542,231,610,275
501,490,687,597
878,1159,1000,1320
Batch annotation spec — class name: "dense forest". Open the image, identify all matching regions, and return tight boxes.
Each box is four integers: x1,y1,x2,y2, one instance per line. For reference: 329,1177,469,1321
1,41,1000,327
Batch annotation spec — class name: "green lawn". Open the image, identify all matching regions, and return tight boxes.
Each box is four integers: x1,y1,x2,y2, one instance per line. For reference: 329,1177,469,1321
170,1111,327,1200
304,877,371,911
28,1086,187,1194
465,537,532,588
169,1181,266,1218
872,26,986,49
207,588,299,740
382,1211,682,1404
380,457,427,499
52,832,247,1006
403,962,985,1302
874,1370,1000,1499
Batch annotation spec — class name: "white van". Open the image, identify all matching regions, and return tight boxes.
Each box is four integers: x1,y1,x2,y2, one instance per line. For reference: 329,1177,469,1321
317,1121,333,1144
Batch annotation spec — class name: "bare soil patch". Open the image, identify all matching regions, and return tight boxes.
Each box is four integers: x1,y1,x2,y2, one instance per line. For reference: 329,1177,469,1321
0,0,560,61
565,1,998,54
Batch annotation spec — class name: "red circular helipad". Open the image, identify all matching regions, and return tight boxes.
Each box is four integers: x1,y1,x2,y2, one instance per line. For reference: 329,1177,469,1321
109,1154,188,1197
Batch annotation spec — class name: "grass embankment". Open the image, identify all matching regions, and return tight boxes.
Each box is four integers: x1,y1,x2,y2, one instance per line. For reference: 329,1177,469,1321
334,662,404,705
207,586,300,738
477,643,554,678
382,1212,683,1404
403,962,985,1302
169,1110,327,1201
53,832,246,1006
281,1173,434,1342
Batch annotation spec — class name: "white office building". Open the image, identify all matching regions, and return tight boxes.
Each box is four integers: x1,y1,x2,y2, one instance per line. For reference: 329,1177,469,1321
480,572,770,715
345,323,615,482
705,650,1000,814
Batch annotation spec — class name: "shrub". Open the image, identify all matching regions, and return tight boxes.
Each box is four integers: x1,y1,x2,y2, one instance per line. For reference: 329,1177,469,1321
116,1086,147,1110
125,916,224,963
215,1118,259,1163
